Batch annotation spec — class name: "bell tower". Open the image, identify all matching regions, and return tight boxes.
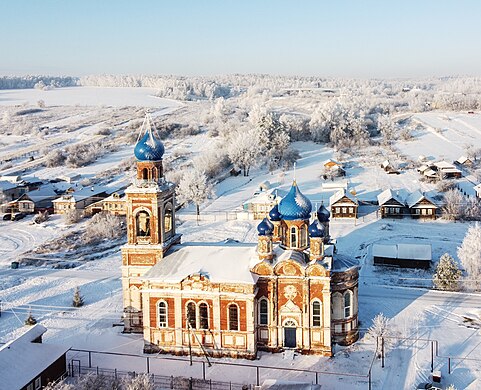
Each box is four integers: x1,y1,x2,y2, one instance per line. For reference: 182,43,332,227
122,115,181,333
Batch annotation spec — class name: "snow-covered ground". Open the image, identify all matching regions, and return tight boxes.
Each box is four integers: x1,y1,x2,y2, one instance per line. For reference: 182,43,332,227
0,89,480,389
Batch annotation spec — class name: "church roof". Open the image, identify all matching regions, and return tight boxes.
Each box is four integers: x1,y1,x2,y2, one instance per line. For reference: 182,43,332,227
143,241,258,284
134,115,165,161
331,253,359,273
278,182,312,220
269,204,282,221
308,220,325,238
257,218,273,236
316,204,330,222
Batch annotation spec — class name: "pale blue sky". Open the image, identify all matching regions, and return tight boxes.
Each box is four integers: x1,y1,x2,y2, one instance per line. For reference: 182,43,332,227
1,0,480,77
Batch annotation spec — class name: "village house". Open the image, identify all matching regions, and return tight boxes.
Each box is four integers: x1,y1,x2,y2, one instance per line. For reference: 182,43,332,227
0,183,64,214
322,159,345,178
433,161,462,179
85,192,127,215
0,324,69,390
454,156,474,168
52,186,109,214
377,189,408,218
380,160,400,175
121,116,360,360
372,243,432,269
242,188,286,220
406,190,439,219
56,172,81,183
329,189,358,218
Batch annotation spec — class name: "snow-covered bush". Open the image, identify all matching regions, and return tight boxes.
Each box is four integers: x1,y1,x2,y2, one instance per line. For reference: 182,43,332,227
45,149,66,167
33,211,50,224
64,210,83,224
123,373,155,390
458,223,481,291
228,128,260,176
176,169,212,215
436,179,456,193
84,212,125,243
433,253,462,291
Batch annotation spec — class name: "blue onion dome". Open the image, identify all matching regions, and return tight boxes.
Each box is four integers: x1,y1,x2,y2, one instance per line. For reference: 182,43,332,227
134,128,165,161
278,181,312,220
257,217,273,236
308,220,326,238
269,204,282,222
317,204,330,222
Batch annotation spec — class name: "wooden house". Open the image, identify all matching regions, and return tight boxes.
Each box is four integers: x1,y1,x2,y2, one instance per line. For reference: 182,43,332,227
0,324,69,390
433,161,462,179
377,189,407,218
372,243,431,269
85,192,126,216
454,156,473,167
406,191,438,219
243,188,286,220
330,189,358,218
53,187,108,214
381,160,400,175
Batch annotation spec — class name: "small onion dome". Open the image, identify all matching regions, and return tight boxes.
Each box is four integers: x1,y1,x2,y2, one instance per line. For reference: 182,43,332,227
308,220,325,238
269,204,282,222
278,181,312,220
134,130,165,161
257,217,273,236
317,204,330,222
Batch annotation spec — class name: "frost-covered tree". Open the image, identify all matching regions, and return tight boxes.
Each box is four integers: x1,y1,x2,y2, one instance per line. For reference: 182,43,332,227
458,223,481,291
227,128,260,176
84,212,125,243
433,253,462,291
377,114,395,144
443,189,465,220
368,313,395,351
176,169,212,216
73,286,84,307
33,211,50,224
44,149,66,167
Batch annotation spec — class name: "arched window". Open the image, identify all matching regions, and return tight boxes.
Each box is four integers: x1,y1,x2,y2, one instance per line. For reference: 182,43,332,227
290,226,297,248
199,303,209,330
332,293,343,320
312,300,322,327
142,168,148,180
136,211,151,237
228,304,239,331
187,302,196,329
259,298,268,325
344,291,353,318
300,225,307,247
152,167,158,180
164,203,173,234
158,301,167,328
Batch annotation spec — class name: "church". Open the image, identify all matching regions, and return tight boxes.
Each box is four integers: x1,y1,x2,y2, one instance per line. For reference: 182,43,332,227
121,117,360,359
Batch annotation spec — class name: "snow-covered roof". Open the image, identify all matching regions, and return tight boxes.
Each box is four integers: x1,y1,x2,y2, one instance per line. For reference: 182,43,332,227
0,325,70,390
0,175,22,183
405,190,437,208
330,189,358,206
434,161,456,170
321,180,348,190
377,189,406,206
0,180,18,191
372,244,431,261
246,188,287,205
143,241,258,284
323,158,341,167
455,156,470,164
52,186,109,203
331,253,359,273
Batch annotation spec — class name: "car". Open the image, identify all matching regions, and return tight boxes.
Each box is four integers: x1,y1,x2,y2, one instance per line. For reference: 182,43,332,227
2,213,11,221
11,212,26,221
417,383,442,390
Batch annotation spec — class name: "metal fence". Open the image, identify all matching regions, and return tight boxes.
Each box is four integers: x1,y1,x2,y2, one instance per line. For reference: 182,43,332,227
69,363,251,390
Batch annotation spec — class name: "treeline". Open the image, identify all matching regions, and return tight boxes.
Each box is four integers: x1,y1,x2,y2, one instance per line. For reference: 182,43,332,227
0,75,78,90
